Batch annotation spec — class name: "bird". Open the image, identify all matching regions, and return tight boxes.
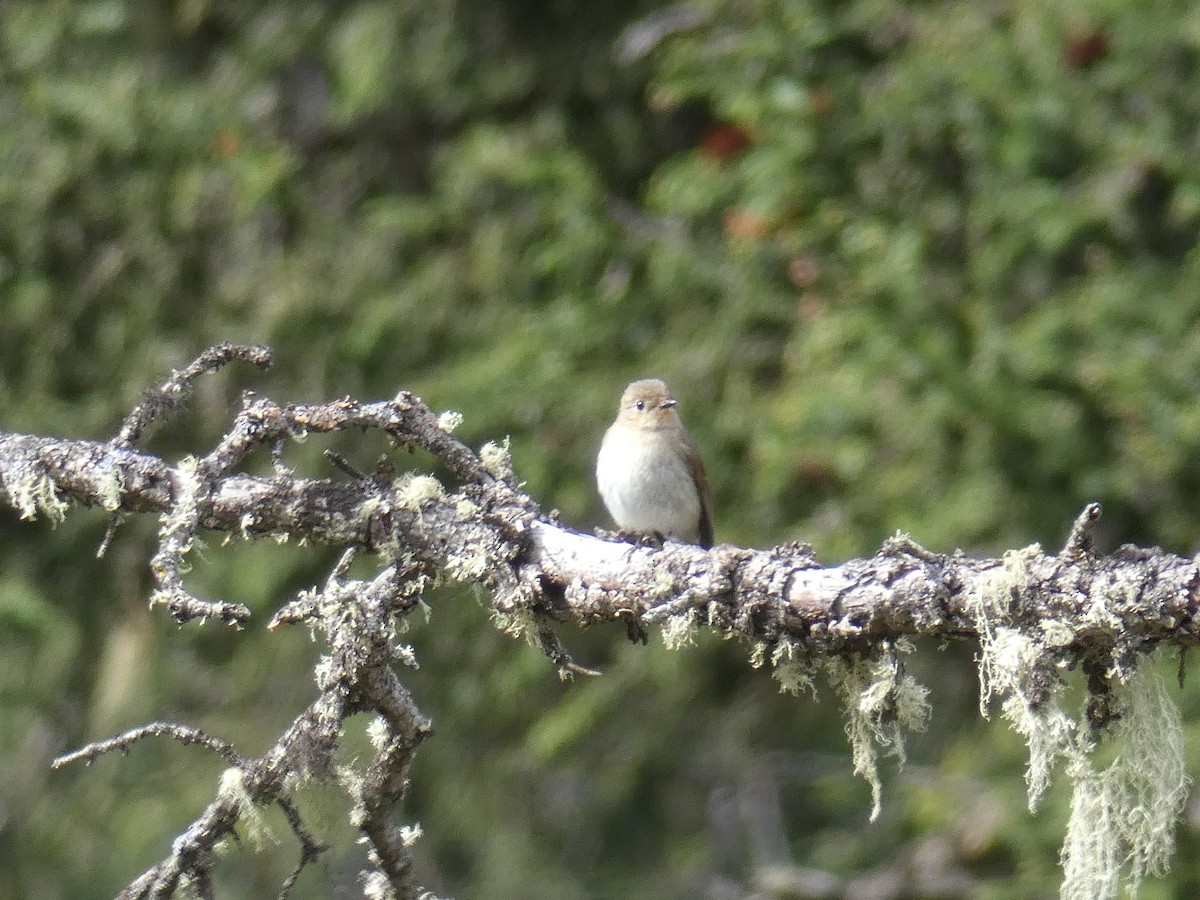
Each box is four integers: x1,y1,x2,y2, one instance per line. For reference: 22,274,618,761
596,378,714,548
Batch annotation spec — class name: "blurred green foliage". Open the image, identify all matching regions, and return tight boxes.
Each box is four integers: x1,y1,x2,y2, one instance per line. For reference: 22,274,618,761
4,0,1200,897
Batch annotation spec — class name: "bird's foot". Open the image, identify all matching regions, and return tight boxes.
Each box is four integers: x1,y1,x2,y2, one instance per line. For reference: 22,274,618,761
594,527,665,549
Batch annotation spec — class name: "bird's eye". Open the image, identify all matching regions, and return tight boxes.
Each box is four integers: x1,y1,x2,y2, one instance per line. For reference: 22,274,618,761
635,400,645,411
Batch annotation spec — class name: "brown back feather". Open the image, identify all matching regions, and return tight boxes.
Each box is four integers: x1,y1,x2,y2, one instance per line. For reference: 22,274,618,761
681,428,714,548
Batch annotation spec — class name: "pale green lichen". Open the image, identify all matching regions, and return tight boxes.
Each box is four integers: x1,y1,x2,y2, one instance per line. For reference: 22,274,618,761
218,767,277,848
1059,667,1190,900
95,461,124,512
492,606,539,645
660,609,699,650
339,764,367,828
748,641,768,668
358,495,383,523
313,654,338,691
454,495,480,519
968,544,1190,897
1080,581,1126,634
970,548,1080,810
8,469,69,524
825,649,930,821
174,874,204,900
161,456,201,550
393,643,419,666
1039,618,1077,648
766,639,817,697
443,540,493,583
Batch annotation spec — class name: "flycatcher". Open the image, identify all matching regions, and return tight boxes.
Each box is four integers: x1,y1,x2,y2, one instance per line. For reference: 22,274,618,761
596,378,714,548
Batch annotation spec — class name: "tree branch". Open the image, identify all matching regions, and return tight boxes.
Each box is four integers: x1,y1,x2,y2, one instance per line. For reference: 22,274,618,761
5,345,1198,898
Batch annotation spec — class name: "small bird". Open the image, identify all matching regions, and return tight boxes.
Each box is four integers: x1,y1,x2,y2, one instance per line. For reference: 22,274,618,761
596,378,714,548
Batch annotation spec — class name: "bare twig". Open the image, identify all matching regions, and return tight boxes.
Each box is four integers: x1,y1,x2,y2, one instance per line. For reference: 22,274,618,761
52,722,246,770
115,343,272,449
1062,501,1103,559
276,796,330,900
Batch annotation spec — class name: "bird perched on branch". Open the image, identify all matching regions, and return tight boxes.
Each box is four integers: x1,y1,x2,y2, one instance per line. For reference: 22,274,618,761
596,378,714,548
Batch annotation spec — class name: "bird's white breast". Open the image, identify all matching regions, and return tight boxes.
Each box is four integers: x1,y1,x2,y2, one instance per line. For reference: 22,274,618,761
596,425,701,541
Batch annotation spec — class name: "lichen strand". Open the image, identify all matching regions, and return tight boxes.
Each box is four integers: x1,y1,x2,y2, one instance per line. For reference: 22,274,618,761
823,645,930,822
1059,666,1190,900
970,545,1074,806
217,767,277,849
490,605,539,646
969,546,1191,897
973,546,1135,807
4,464,70,524
751,637,817,697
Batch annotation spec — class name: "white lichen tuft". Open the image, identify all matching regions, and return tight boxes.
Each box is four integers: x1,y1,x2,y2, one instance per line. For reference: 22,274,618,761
436,410,464,433
826,657,883,820
361,871,396,900
970,546,1039,713
1061,757,1122,900
159,455,202,551
393,643,419,667
1115,668,1191,886
981,621,1081,813
479,439,511,478
1002,687,1080,813
366,715,390,751
399,823,423,846
175,874,203,900
454,494,480,519
394,473,445,510
1039,618,1077,648
660,609,699,650
314,654,338,691
339,764,368,828
443,540,493,583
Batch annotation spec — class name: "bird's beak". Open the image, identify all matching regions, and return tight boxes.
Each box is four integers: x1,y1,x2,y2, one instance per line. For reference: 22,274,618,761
660,399,677,410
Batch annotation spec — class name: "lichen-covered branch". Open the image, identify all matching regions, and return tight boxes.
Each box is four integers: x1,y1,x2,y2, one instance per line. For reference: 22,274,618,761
3,345,1198,899
6,424,1200,657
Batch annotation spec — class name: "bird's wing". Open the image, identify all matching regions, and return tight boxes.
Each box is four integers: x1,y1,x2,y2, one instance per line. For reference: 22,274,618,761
682,431,715,548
